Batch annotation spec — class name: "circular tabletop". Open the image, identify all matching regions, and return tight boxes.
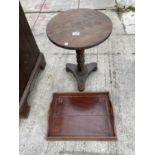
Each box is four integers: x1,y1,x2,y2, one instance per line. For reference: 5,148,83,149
46,9,112,50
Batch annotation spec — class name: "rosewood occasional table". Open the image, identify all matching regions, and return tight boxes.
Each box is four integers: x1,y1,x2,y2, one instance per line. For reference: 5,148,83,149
46,9,112,91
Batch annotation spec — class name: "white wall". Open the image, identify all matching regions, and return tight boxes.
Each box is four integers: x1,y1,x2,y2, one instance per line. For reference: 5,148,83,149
116,0,135,8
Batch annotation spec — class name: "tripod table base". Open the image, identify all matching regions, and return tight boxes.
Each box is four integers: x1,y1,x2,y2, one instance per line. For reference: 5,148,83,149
66,63,97,91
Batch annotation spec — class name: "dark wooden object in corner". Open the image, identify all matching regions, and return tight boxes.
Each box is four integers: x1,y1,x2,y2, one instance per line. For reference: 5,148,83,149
19,3,46,118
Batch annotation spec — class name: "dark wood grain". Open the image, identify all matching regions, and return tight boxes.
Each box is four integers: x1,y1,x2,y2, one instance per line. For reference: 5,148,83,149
46,9,112,50
47,92,117,140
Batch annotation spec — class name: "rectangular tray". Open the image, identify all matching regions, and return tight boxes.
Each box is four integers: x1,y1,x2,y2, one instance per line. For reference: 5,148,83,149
47,92,117,140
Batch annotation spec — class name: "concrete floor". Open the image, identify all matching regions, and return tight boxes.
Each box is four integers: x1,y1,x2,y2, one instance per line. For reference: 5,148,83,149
20,0,135,155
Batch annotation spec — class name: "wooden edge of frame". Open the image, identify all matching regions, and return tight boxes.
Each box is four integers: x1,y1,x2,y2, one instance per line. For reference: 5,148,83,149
20,53,46,118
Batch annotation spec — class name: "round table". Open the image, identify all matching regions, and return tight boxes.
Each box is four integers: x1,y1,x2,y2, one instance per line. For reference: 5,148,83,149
46,9,112,91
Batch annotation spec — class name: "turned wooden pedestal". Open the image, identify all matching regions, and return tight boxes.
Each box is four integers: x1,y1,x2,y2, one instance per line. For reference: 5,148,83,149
66,49,97,91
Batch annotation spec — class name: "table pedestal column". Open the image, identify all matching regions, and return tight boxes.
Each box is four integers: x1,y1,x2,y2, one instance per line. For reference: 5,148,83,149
66,49,97,91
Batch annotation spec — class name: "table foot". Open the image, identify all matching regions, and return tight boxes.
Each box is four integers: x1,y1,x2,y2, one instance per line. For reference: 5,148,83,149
66,63,97,91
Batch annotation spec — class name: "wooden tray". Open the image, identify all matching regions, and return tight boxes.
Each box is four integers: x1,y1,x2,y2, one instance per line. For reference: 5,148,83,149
47,92,117,140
